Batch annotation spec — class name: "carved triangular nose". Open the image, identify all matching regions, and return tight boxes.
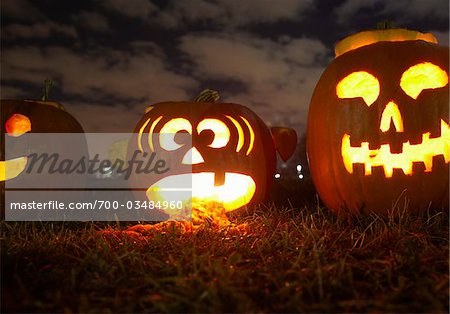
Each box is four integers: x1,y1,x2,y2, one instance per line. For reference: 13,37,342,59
182,147,205,165
380,101,404,132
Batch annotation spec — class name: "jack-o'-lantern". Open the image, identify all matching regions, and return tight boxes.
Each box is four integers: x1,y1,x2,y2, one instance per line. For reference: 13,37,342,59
307,28,449,216
128,90,297,220
1,92,86,216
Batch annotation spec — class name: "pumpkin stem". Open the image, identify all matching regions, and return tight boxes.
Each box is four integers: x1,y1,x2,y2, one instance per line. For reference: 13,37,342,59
376,20,396,30
41,79,54,101
194,89,220,103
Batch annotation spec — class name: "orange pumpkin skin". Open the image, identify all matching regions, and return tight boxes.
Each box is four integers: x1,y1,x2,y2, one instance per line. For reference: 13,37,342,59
128,101,277,211
1,99,86,215
1,100,84,134
1,99,85,160
307,39,449,216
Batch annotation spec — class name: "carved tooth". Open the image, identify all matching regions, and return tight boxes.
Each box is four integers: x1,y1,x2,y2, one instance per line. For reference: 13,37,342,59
401,161,413,176
408,133,422,145
376,144,392,177
368,137,380,150
364,163,372,175
383,164,394,178
371,166,385,177
428,120,442,139
422,155,433,172
349,136,363,148
432,155,446,169
353,163,365,176
388,141,403,154
214,171,226,186
412,162,425,174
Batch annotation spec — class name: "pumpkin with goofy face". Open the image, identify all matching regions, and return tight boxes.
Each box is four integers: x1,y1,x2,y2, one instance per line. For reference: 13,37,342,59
128,90,297,218
1,99,86,216
307,29,449,216
1,99,85,182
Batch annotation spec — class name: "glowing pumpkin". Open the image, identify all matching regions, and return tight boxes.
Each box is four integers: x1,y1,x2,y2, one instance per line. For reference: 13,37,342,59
307,28,449,216
128,90,297,218
1,99,86,215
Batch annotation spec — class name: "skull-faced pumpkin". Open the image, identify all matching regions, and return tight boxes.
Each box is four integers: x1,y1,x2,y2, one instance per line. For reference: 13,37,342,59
128,91,297,216
307,28,449,216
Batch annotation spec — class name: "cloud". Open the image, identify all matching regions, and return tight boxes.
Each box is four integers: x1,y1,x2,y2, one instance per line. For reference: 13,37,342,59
1,31,327,132
72,11,110,32
68,101,144,132
386,0,449,20
0,86,26,99
100,0,157,19
432,31,450,46
335,0,449,24
1,44,198,131
2,45,196,99
181,35,288,83
2,21,78,39
283,38,330,65
0,0,43,21
180,34,326,80
126,0,313,29
179,33,327,129
0,85,147,133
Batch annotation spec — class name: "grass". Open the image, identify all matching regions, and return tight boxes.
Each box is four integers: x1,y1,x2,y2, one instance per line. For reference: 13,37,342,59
1,179,449,313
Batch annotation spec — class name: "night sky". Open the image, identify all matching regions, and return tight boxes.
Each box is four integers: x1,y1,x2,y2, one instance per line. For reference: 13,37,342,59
1,0,449,134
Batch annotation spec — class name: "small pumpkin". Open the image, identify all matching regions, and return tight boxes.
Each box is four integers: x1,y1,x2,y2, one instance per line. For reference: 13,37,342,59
307,28,449,216
128,90,297,217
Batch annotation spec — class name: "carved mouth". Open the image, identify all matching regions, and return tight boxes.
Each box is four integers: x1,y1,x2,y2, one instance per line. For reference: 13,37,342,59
341,119,449,177
0,157,28,181
146,172,256,213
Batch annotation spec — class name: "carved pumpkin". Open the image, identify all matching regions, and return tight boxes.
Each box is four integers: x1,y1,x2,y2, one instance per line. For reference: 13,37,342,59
128,90,297,217
307,28,449,216
1,98,86,216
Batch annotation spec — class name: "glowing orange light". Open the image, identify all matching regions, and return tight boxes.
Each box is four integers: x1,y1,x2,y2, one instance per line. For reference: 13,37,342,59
400,62,449,99
0,157,28,181
190,201,231,226
342,119,449,178
146,172,256,213
159,118,192,151
5,114,31,137
197,118,230,148
380,101,404,132
241,116,255,155
182,147,205,165
335,29,438,57
226,116,245,152
337,71,380,106
138,118,151,152
148,116,163,151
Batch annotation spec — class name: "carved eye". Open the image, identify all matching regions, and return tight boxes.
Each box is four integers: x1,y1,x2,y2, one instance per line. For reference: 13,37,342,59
197,119,230,148
5,114,31,137
400,62,448,99
159,118,192,151
337,71,380,106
